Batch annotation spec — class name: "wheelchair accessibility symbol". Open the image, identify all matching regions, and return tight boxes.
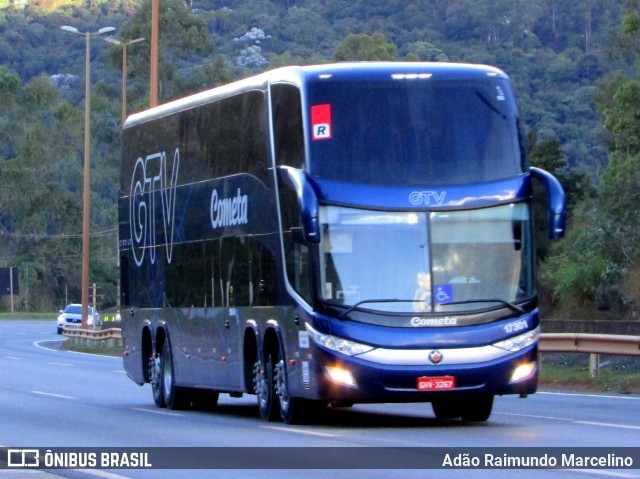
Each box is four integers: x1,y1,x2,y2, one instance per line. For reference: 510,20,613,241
434,284,453,304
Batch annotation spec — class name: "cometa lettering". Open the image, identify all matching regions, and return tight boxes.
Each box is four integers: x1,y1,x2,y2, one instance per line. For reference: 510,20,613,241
210,188,249,229
410,317,457,327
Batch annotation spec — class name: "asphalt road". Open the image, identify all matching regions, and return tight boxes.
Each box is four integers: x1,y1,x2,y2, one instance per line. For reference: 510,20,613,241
1,320,639,479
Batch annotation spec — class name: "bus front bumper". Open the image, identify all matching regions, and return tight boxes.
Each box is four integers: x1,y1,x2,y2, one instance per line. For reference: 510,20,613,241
299,342,538,402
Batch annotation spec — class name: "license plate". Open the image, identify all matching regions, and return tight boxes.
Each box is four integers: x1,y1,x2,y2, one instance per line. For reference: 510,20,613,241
417,376,455,391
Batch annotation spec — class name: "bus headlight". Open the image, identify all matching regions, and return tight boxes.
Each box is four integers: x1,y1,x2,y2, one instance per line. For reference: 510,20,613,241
325,366,358,388
510,361,537,383
306,324,374,356
493,326,539,352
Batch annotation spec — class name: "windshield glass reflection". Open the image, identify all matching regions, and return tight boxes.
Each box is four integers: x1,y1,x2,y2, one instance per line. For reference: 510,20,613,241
318,204,532,314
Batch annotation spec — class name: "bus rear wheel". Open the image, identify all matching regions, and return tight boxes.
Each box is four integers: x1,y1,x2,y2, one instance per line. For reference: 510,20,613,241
254,355,278,421
161,340,188,410
149,354,165,408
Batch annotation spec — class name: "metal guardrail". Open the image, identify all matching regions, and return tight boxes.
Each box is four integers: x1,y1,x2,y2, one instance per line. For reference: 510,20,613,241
539,333,640,377
62,327,122,348
539,333,640,356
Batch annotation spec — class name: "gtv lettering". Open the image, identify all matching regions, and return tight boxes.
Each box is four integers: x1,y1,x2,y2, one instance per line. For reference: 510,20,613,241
409,190,446,206
129,149,180,267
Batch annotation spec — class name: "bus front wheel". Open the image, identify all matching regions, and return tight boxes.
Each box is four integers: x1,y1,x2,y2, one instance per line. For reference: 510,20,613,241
274,354,325,424
432,395,493,422
461,395,493,422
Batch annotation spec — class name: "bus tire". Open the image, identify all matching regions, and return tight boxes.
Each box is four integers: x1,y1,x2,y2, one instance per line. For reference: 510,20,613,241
254,354,278,421
274,356,297,424
431,398,462,420
161,340,188,410
274,353,324,424
461,395,493,422
432,395,493,422
149,354,165,408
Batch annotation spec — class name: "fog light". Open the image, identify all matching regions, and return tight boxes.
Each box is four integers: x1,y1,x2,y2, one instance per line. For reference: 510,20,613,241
510,361,536,383
325,366,357,388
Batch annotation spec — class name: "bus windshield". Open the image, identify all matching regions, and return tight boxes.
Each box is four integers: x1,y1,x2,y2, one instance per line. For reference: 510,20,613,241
319,203,532,314
307,77,523,186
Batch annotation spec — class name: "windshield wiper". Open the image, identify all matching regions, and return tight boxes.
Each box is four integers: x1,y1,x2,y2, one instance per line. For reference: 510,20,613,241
338,298,420,318
337,297,525,318
440,298,525,314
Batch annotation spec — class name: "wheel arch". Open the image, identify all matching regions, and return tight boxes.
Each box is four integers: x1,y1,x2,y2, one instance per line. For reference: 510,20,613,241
243,321,260,393
262,321,283,362
155,324,167,355
141,323,153,383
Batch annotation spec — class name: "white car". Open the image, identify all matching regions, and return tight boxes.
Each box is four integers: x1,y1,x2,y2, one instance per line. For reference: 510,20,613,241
56,304,101,334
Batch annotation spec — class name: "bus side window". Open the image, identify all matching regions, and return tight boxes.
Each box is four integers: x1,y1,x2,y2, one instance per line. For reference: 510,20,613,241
120,256,130,307
250,238,278,306
272,84,305,169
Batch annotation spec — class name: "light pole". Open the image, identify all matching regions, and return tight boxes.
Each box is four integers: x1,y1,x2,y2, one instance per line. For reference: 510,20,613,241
104,37,145,126
150,0,159,107
61,25,115,329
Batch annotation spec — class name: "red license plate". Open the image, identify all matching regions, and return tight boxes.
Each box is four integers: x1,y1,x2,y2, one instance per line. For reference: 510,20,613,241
417,376,455,391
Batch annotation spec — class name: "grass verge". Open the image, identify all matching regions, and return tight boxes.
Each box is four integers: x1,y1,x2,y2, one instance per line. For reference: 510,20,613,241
539,353,640,394
0,312,56,320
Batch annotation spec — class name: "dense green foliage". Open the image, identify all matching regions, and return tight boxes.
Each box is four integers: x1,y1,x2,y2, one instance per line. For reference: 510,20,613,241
0,0,638,317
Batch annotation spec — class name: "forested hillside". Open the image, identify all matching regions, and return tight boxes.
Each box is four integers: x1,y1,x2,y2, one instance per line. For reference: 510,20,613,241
0,0,638,319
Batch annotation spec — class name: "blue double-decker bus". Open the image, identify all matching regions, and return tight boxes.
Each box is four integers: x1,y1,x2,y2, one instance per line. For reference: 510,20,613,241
119,62,566,423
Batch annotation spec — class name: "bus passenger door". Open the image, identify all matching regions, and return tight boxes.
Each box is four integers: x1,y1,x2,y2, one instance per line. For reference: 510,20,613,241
217,237,248,390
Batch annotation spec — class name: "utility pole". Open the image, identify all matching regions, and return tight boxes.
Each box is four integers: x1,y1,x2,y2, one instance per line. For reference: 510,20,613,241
61,25,115,328
150,0,159,107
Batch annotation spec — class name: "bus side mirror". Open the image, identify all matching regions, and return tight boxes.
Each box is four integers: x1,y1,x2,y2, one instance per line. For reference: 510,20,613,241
530,167,566,239
278,167,321,243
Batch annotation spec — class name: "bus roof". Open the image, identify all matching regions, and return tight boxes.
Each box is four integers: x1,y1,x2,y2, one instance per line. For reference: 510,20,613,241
268,61,508,83
124,62,509,128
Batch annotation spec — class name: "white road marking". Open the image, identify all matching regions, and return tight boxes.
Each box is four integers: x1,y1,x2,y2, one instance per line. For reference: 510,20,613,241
131,407,183,417
568,470,640,478
31,391,77,400
539,391,640,401
575,420,640,431
260,425,338,437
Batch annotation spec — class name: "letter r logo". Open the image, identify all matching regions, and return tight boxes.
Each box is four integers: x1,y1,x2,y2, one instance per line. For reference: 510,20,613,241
311,104,332,140
313,124,331,139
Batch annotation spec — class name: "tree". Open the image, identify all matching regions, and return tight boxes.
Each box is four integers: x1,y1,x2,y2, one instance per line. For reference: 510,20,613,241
108,0,214,103
540,3,640,315
0,73,88,309
403,41,448,61
333,32,397,61
529,138,589,264
602,79,640,156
